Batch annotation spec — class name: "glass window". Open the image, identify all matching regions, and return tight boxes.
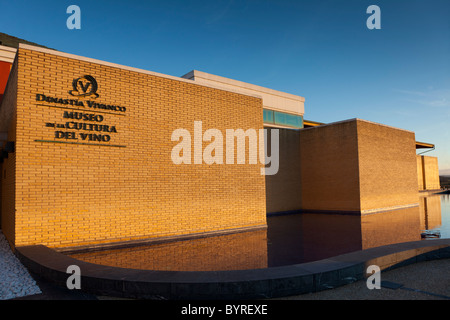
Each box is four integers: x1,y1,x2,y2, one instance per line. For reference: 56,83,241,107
263,109,274,123
274,111,303,128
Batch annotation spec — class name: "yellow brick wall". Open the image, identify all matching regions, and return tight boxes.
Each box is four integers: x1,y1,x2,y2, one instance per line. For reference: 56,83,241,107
417,155,440,190
417,156,425,190
265,128,302,214
357,120,419,212
297,119,420,214
299,120,361,212
423,157,440,190
10,47,267,248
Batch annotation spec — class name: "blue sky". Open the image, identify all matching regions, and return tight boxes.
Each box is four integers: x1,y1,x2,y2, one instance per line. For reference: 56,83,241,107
1,0,450,173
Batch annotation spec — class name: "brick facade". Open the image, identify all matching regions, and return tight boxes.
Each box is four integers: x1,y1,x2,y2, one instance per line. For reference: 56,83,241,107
417,155,440,190
297,119,419,214
357,120,419,213
265,119,423,215
0,44,437,251
1,46,267,248
265,128,301,214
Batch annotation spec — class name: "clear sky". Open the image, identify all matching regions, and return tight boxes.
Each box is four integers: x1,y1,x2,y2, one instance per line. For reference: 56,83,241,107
1,0,450,173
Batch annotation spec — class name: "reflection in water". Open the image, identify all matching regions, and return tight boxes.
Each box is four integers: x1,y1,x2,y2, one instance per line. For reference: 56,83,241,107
70,194,449,271
420,196,442,231
425,193,450,239
267,206,422,266
70,229,269,271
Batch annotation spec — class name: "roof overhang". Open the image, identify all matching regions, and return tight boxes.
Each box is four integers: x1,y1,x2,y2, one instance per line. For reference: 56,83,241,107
0,45,17,64
416,141,435,149
182,70,305,116
303,119,324,128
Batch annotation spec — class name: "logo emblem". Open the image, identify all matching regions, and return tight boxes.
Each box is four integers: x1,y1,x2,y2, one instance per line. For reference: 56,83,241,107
69,75,99,98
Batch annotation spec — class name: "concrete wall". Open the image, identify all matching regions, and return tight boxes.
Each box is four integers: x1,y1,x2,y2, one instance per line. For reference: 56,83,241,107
2,45,267,249
417,155,440,190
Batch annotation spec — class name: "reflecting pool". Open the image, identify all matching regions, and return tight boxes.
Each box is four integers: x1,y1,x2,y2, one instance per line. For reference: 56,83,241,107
69,194,450,271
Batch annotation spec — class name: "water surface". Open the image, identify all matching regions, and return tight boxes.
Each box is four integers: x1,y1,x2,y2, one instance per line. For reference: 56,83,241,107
70,194,450,271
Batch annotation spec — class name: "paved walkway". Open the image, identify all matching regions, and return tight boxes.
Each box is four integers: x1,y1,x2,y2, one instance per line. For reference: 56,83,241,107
278,258,450,300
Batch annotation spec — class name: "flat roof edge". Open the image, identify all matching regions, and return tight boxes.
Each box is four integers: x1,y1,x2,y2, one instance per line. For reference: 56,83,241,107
0,44,17,53
183,70,305,102
416,141,435,149
0,45,17,63
300,118,415,134
17,44,262,100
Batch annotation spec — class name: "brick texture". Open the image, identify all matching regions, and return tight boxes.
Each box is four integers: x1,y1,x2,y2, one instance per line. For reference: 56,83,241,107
417,155,440,190
265,128,301,214
299,120,361,212
4,47,267,249
297,119,419,213
357,120,419,212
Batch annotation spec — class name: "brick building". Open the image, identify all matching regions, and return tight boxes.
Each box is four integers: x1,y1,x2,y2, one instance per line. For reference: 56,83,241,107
0,35,440,250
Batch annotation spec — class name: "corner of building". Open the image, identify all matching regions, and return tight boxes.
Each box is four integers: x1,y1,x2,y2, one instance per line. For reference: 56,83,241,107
0,52,18,248
355,119,420,214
